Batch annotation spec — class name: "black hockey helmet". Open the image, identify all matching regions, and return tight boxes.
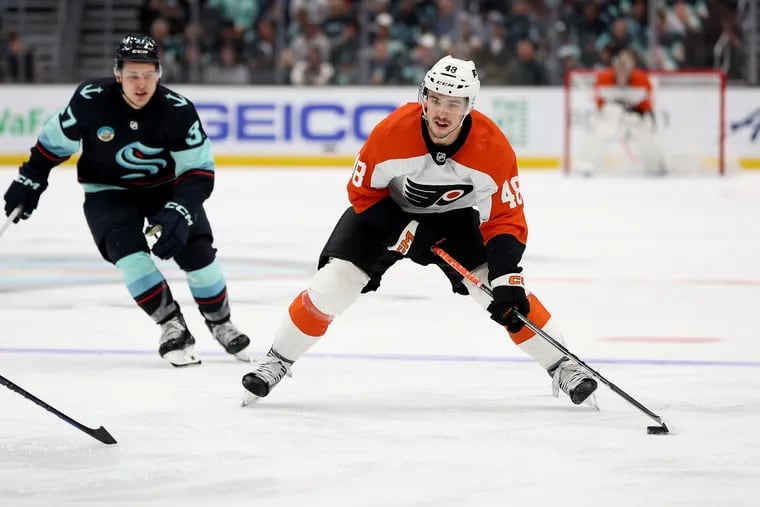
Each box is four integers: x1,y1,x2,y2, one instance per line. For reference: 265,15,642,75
114,34,160,70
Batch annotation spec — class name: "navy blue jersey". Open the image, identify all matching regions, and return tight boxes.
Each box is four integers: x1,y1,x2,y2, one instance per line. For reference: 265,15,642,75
29,78,214,209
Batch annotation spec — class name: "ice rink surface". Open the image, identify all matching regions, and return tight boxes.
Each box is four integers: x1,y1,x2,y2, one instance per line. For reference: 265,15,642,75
0,167,759,507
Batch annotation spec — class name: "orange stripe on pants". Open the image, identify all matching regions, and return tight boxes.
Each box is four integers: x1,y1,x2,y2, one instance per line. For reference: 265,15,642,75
289,290,333,337
508,293,551,345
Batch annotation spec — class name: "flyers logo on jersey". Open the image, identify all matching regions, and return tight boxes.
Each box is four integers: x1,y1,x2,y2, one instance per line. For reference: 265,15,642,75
403,179,474,208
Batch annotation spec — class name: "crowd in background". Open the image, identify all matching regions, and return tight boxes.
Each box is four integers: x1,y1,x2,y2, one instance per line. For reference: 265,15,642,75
1,0,743,85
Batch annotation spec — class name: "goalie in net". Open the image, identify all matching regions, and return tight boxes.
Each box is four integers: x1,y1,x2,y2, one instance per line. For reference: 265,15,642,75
576,46,667,176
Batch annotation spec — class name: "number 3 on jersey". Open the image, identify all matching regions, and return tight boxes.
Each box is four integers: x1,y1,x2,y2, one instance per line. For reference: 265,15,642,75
501,176,522,208
351,158,367,187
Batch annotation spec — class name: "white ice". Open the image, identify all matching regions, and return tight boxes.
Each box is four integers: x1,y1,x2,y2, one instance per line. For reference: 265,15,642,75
1,167,759,507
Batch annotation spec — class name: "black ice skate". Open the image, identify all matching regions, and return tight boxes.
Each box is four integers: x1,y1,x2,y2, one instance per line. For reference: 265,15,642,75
158,313,201,367
549,357,598,407
241,348,293,406
206,318,252,361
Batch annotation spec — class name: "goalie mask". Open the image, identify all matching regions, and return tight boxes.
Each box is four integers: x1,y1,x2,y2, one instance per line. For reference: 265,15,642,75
419,55,481,116
114,34,162,74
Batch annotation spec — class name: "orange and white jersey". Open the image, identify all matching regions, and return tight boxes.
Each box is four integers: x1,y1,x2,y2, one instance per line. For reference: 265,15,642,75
347,102,527,245
594,68,653,114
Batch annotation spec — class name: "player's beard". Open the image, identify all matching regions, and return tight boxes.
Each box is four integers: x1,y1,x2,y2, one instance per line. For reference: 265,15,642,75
423,108,465,144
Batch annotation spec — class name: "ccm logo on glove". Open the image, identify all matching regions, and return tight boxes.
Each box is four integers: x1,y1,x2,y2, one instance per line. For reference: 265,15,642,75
164,201,194,226
16,175,42,190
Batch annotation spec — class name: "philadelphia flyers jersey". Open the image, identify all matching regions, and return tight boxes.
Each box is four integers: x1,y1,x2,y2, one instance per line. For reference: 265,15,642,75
31,77,214,193
347,102,527,246
594,68,653,114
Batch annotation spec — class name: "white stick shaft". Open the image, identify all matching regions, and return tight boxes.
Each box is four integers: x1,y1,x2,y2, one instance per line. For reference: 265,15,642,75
0,206,21,239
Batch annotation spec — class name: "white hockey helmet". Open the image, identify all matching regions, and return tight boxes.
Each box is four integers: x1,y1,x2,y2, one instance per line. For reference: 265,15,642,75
419,55,481,114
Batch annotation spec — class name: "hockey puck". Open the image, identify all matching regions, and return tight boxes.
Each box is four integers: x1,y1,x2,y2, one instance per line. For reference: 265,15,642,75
647,424,669,435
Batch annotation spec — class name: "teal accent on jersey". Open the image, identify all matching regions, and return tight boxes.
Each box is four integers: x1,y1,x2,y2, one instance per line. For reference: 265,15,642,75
81,183,129,193
186,259,226,298
171,138,214,176
38,111,80,157
115,251,165,297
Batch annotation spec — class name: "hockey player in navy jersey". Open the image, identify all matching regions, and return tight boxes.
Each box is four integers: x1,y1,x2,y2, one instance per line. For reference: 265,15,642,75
3,35,251,367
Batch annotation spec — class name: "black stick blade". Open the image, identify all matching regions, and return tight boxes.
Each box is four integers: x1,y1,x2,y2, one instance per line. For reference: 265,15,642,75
89,426,118,445
647,423,670,435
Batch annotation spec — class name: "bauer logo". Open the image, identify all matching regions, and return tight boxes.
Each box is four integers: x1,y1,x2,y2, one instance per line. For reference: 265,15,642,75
194,101,398,143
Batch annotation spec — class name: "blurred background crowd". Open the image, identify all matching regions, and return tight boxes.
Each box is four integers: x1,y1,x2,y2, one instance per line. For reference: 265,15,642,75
0,0,752,86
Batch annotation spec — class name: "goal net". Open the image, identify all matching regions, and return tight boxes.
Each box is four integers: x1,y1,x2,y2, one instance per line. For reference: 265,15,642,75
564,69,728,176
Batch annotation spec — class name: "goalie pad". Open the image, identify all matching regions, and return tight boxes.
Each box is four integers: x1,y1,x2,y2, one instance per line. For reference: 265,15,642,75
577,105,665,175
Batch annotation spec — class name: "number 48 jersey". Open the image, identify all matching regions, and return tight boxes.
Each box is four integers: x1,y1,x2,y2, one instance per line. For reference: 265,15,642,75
34,77,214,192
347,102,528,246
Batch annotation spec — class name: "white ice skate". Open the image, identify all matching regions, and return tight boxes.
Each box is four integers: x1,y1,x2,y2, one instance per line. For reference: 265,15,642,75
159,314,201,367
550,358,599,409
241,349,293,406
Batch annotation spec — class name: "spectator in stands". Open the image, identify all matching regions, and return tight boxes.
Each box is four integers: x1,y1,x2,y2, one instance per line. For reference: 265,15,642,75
472,11,510,85
206,0,259,43
139,0,189,36
505,39,548,85
505,0,541,51
149,17,183,83
367,38,404,85
290,45,335,85
248,17,278,85
596,16,646,65
330,22,361,85
3,32,35,83
204,44,250,84
399,33,440,85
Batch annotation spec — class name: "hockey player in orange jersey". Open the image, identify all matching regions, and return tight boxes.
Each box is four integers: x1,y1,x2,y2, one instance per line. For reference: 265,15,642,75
577,46,666,175
242,55,598,407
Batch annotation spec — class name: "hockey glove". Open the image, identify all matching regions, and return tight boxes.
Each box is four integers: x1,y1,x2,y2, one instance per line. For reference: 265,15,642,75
386,219,441,263
3,170,48,223
486,273,530,333
147,201,194,260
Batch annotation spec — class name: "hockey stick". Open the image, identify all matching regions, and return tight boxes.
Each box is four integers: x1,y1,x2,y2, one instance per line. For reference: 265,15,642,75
431,246,670,435
0,374,117,444
0,206,22,239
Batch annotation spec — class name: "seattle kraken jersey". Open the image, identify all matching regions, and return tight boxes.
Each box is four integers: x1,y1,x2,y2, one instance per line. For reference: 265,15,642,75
33,78,214,194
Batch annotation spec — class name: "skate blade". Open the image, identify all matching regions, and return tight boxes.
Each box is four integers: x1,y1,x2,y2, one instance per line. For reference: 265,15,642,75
164,347,202,367
583,393,600,411
241,391,262,407
232,345,253,362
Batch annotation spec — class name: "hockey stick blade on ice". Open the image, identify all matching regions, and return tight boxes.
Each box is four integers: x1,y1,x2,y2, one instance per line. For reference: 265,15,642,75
0,374,117,445
431,246,670,435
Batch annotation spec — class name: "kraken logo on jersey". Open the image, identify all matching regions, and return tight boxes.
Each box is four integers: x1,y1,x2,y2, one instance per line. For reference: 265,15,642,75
116,142,167,178
403,179,473,208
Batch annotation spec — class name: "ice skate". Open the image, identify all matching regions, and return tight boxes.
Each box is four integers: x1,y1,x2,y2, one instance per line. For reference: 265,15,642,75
241,348,293,406
549,357,598,408
158,314,201,367
206,319,252,361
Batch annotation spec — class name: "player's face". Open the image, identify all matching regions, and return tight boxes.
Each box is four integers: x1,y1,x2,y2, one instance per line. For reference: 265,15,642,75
424,91,468,143
116,61,160,109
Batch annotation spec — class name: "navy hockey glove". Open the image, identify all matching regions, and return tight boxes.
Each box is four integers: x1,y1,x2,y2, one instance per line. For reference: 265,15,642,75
3,171,47,223
386,219,441,263
147,201,194,260
486,273,530,333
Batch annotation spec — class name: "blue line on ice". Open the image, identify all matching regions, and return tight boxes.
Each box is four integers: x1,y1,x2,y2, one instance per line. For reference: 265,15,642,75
0,347,758,368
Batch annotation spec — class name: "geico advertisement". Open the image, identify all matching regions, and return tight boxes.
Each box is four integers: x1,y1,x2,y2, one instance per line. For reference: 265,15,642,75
0,85,757,163
0,85,559,156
